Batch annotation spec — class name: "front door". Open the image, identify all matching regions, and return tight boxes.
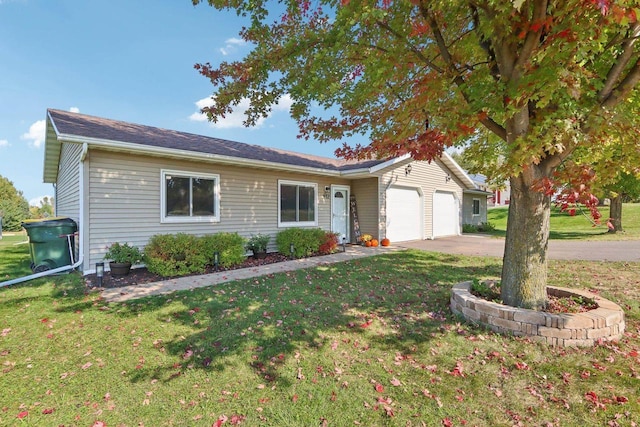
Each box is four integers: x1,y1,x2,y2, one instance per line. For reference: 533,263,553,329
331,186,350,243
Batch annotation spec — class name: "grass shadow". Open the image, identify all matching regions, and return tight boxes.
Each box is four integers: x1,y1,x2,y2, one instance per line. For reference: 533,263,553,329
108,251,502,386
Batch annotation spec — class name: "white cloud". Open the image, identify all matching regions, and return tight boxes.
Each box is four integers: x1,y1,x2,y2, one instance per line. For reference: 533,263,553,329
0,139,9,148
219,37,246,56
29,195,54,207
69,106,80,113
189,94,292,130
21,119,46,148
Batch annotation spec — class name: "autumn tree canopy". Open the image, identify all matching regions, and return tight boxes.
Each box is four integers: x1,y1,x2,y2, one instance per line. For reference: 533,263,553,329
193,0,640,309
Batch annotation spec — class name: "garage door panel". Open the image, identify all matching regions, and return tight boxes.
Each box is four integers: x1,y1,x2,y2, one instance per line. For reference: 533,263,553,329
433,191,458,237
386,187,422,242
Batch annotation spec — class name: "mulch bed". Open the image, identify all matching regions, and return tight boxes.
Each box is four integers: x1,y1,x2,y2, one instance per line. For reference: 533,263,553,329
85,253,291,289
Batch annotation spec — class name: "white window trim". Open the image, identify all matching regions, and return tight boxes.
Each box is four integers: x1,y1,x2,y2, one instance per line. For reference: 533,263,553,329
472,198,481,216
160,169,220,223
278,179,318,227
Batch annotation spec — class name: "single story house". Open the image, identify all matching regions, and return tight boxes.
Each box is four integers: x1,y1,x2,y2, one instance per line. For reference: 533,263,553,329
43,109,487,275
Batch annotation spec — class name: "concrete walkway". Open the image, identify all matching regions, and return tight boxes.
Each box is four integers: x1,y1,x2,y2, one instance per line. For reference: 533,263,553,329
399,234,640,262
101,245,398,302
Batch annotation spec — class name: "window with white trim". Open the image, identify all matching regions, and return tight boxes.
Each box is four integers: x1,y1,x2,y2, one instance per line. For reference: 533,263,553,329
278,180,317,227
472,198,480,216
161,170,220,223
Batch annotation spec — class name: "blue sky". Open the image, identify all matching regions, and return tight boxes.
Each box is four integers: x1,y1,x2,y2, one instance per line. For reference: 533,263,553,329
0,0,349,205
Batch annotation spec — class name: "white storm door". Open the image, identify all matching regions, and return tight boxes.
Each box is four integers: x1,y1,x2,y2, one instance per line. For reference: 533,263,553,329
331,186,349,242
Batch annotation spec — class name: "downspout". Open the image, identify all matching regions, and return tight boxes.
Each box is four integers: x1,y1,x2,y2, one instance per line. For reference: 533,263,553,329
0,143,87,288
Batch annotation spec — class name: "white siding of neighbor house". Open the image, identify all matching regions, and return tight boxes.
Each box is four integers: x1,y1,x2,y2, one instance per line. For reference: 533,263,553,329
350,177,379,241
84,149,350,273
462,193,488,226
377,159,464,240
55,142,83,259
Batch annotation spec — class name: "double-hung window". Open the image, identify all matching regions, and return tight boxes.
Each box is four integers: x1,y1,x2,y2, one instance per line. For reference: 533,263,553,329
161,170,220,223
472,198,480,216
278,180,317,227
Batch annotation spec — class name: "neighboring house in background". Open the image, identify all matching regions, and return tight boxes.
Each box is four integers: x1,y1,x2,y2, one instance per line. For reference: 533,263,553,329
468,173,511,208
463,174,491,227
43,109,481,274
491,179,511,207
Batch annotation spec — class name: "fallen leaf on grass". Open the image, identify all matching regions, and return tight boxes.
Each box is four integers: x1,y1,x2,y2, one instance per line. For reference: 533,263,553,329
375,383,384,393
390,378,402,386
17,411,28,419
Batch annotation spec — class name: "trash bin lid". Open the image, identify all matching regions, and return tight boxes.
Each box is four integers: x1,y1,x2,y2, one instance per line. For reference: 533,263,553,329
22,217,77,229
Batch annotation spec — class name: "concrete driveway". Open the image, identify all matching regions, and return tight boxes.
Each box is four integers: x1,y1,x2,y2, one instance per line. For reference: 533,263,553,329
398,234,640,262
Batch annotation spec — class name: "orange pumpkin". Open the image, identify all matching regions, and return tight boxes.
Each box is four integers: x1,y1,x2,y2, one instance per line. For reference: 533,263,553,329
370,239,379,247
365,241,372,247
381,238,390,247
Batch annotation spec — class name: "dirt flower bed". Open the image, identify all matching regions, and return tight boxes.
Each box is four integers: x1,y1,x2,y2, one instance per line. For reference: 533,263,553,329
86,252,291,289
469,280,599,314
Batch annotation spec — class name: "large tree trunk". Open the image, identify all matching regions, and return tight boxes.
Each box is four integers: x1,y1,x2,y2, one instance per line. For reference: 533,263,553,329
608,194,623,233
501,174,551,310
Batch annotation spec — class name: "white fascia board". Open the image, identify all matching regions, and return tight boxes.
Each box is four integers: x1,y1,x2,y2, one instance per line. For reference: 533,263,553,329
441,151,476,188
43,111,63,183
56,134,343,177
367,154,411,174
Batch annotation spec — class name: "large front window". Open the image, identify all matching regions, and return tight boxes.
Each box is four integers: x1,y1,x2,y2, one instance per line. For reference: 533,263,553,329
161,170,220,222
279,180,317,226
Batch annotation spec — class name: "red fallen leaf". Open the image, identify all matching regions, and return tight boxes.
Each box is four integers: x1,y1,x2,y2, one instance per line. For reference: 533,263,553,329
442,418,453,427
615,395,629,404
229,414,245,425
628,349,638,358
361,320,373,328
292,394,298,403
515,362,529,371
331,391,337,401
375,383,384,393
17,411,28,419
40,318,49,323
42,408,54,414
390,378,402,386
91,422,106,427
450,361,464,377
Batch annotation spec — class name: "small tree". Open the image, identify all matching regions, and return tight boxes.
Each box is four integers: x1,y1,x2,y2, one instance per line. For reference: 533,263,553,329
0,175,29,232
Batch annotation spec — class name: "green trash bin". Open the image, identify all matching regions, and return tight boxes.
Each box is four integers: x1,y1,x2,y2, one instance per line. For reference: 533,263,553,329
22,217,78,273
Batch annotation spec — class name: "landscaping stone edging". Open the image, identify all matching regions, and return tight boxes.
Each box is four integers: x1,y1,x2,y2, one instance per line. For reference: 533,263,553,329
450,282,625,347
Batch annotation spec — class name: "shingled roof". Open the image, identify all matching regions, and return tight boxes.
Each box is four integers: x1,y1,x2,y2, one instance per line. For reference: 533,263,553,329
46,109,385,174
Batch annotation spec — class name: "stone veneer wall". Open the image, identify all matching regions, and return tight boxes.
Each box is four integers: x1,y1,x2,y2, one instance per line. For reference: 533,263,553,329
450,282,625,347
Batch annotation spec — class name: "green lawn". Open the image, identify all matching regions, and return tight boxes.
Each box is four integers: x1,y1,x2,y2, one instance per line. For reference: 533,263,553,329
487,203,640,240
1,243,638,426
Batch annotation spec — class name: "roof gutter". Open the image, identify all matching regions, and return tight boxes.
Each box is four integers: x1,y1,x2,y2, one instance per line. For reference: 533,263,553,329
56,133,344,178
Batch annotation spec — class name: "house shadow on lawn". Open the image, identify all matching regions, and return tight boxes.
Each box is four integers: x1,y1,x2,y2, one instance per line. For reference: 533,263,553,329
105,250,502,387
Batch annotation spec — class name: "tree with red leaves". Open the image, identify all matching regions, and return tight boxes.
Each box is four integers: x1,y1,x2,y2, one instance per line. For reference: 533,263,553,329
192,0,640,309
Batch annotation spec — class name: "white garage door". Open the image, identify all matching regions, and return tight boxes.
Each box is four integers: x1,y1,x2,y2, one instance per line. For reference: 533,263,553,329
433,191,458,237
386,187,422,242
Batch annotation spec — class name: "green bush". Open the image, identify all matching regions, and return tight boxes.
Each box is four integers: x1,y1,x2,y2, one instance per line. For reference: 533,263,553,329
462,222,496,233
200,232,246,268
144,233,208,277
276,228,325,258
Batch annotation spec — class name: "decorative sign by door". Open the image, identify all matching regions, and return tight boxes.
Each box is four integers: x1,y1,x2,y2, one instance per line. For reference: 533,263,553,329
350,195,361,242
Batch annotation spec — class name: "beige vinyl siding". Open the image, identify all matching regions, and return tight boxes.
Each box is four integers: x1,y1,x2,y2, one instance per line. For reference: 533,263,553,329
350,178,379,241
85,150,349,271
55,142,83,259
377,158,464,240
